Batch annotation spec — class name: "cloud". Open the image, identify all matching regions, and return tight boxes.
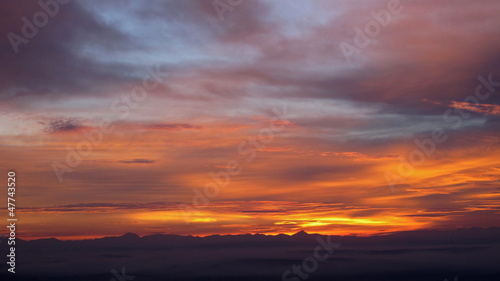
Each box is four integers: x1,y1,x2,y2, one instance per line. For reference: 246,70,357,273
426,100,500,116
119,159,156,164
145,123,201,131
1,0,499,240
19,202,180,213
0,1,135,101
39,117,84,134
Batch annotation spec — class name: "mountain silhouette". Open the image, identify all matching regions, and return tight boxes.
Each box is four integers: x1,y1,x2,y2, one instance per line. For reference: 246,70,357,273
292,229,310,237
1,227,499,281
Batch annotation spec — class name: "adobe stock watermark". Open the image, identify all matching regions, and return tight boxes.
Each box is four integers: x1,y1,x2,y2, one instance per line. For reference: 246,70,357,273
339,0,412,63
7,0,71,54
486,140,499,153
385,74,499,191
282,236,340,281
179,106,290,222
213,0,244,22
110,267,136,281
51,65,169,183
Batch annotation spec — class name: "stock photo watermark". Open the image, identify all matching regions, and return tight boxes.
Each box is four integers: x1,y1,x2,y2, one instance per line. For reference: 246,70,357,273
385,73,499,190
339,0,412,63
179,106,290,222
7,0,71,54
282,236,340,281
486,140,499,152
51,65,169,182
6,171,17,274
213,0,244,22
110,267,136,281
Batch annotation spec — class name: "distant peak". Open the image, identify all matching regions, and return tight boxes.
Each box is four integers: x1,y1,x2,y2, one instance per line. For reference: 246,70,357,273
292,230,309,237
121,233,139,238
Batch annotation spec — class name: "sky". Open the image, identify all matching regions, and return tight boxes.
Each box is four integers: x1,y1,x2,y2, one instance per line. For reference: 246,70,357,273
0,0,499,240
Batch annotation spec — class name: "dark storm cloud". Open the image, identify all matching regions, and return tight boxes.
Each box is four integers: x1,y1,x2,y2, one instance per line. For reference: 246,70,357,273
1,0,498,118
0,0,273,105
0,0,137,99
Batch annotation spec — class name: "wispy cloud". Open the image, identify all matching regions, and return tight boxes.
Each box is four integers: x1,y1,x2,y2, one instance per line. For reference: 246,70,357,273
425,99,500,116
39,117,85,134
119,159,156,164
145,123,201,131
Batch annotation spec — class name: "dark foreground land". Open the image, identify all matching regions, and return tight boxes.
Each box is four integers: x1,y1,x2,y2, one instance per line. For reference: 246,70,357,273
1,228,500,281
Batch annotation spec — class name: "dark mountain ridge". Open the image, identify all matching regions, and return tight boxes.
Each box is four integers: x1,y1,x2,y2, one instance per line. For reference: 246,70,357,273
1,227,499,281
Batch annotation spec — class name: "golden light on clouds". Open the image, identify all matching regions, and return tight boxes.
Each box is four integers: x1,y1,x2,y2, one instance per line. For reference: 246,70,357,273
1,0,499,241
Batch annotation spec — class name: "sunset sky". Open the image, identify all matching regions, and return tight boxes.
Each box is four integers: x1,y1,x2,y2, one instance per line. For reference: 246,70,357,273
1,0,499,240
